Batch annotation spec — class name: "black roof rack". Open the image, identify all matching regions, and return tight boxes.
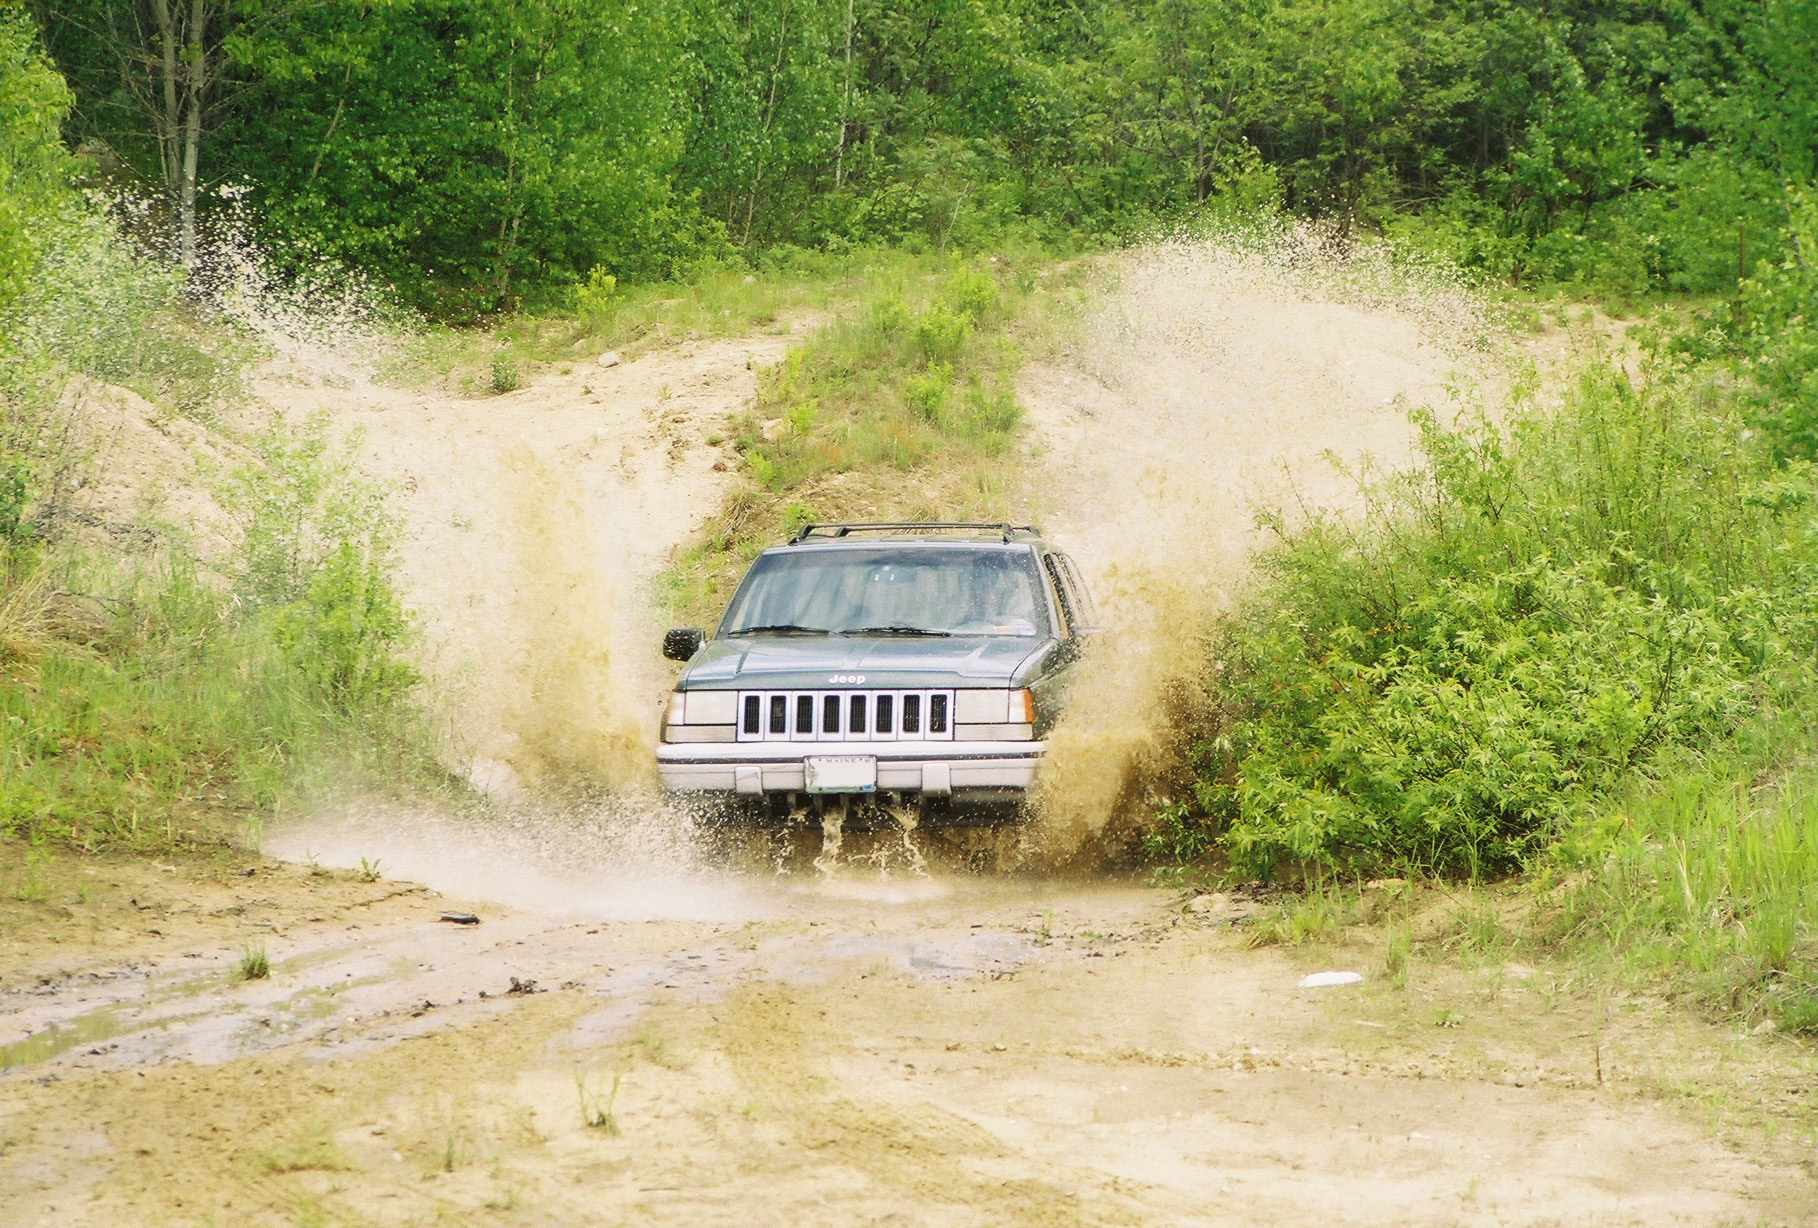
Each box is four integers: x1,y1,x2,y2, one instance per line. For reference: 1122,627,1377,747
788,521,1041,545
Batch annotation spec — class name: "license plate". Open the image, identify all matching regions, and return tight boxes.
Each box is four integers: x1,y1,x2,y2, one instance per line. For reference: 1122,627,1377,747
804,755,877,793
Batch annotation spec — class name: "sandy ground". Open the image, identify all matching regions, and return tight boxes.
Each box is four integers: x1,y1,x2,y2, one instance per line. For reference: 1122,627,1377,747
4,245,1816,1225
4,857,1813,1226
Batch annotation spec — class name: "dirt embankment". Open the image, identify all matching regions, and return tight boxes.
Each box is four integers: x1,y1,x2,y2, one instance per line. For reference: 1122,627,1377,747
256,335,793,796
4,246,1816,1226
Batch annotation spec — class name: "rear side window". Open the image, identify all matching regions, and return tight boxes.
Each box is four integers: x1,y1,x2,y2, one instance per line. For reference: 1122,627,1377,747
1057,553,1096,628
1042,554,1077,636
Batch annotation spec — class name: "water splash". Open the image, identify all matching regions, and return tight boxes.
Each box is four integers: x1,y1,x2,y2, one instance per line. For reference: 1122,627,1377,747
1022,223,1503,861
496,446,655,793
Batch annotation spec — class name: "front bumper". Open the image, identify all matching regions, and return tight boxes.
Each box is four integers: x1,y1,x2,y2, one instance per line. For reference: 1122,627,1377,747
656,738,1043,796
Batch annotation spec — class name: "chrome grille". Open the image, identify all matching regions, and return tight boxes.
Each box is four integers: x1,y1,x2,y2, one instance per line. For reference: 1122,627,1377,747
735,689,954,742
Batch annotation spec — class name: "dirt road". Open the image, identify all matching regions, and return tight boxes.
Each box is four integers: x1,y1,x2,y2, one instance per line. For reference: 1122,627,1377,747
4,244,1815,1225
3,855,1810,1226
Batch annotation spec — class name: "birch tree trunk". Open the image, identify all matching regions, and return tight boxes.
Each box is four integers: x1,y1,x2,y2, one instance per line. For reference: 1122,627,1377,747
178,0,206,267
152,0,180,208
834,0,854,190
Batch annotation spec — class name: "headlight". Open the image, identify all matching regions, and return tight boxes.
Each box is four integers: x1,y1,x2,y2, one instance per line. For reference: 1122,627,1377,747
661,690,738,743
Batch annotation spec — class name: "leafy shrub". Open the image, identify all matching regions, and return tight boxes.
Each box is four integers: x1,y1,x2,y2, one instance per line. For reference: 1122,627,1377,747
273,541,419,714
216,412,418,715
1733,188,1818,460
1189,365,1818,879
0,10,71,320
217,413,390,608
0,455,28,548
869,294,912,338
572,266,617,323
961,384,1020,448
904,363,953,422
490,352,521,394
914,304,972,364
939,267,1000,322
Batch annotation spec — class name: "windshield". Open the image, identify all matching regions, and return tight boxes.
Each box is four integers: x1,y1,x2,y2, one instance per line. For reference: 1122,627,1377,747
719,546,1049,637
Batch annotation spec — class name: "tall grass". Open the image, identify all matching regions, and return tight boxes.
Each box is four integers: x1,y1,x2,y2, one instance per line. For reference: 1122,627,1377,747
1,551,434,853
2,179,434,857
1536,718,1818,1030
386,245,1042,394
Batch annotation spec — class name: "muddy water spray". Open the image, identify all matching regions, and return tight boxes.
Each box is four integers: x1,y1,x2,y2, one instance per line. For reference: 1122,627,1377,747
1023,227,1500,859
496,446,655,792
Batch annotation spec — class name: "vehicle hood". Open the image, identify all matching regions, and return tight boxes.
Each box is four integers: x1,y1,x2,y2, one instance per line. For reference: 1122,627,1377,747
679,633,1049,690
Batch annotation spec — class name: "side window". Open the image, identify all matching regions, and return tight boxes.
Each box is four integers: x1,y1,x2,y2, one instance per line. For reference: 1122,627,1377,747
1057,553,1096,629
1042,554,1076,636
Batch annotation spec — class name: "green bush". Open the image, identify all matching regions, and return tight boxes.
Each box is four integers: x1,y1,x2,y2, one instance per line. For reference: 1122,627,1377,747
904,363,953,422
1733,188,1818,460
939,267,1000,322
1188,364,1818,879
3,402,430,851
0,455,28,548
572,266,617,324
217,413,392,608
490,352,521,394
913,304,972,364
1524,707,1818,1029
272,541,419,715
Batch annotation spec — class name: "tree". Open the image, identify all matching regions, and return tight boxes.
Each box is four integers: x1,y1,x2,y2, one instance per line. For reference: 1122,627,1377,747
31,0,254,265
0,8,73,314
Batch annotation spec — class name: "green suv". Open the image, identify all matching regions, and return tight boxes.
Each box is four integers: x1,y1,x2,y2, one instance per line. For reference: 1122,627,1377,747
657,522,1096,823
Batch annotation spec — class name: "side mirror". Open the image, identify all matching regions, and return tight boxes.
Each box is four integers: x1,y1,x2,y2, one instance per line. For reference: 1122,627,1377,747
662,627,704,662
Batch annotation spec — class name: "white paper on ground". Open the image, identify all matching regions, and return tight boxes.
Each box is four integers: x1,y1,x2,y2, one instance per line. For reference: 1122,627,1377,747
1297,970,1365,989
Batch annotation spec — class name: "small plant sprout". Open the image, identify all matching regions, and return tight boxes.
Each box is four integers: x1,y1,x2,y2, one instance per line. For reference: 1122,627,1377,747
1433,1006,1464,1029
304,849,330,877
358,857,383,883
490,352,521,394
1383,924,1412,989
238,942,271,981
575,1067,622,1133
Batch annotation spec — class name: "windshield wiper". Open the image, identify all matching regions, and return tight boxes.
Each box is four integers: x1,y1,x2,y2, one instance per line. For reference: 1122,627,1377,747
840,625,954,637
728,623,832,636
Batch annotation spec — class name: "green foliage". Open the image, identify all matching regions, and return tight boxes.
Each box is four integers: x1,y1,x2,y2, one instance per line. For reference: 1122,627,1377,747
736,257,1028,492
214,412,418,717
1191,364,1818,879
0,11,428,862
216,414,388,607
238,942,271,981
272,542,419,715
28,0,1817,304
572,267,618,323
489,353,521,395
913,305,972,364
1531,717,1818,1031
0,455,28,550
1732,189,1818,460
0,8,71,320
